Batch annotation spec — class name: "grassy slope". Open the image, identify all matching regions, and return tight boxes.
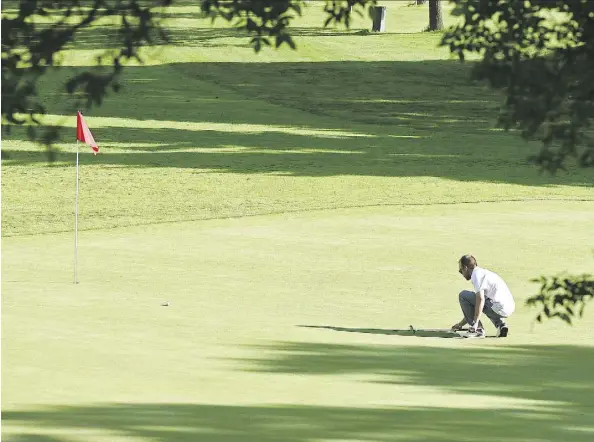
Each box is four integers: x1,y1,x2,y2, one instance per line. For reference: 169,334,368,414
2,2,594,441
2,2,592,236
3,65,593,235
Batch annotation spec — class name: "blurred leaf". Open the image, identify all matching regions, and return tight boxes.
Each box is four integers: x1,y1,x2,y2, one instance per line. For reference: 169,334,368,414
526,268,594,325
440,0,594,172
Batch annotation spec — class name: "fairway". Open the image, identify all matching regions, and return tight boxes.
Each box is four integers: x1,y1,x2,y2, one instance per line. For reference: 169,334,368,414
3,201,594,441
2,1,594,441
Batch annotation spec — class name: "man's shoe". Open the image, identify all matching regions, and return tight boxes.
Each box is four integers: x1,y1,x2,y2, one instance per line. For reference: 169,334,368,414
497,325,509,338
464,328,486,338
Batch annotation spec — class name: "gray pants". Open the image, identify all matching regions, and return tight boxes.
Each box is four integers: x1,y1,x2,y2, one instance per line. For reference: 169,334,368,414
459,290,506,330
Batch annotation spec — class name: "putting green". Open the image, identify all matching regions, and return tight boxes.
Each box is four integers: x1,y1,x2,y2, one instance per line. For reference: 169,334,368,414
3,201,594,441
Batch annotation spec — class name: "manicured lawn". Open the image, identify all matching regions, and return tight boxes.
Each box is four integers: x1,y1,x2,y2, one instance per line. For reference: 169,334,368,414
2,2,593,441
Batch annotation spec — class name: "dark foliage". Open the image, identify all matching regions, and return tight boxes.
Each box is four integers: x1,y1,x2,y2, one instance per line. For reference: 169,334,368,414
442,0,594,173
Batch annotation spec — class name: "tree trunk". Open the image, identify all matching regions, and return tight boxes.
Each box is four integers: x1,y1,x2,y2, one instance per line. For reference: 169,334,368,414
370,6,387,32
428,0,443,31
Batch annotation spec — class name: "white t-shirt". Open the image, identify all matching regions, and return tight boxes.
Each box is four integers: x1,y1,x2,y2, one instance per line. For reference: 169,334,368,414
471,266,515,317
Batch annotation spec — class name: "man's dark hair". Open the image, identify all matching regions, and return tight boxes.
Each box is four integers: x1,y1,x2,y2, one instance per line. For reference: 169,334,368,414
459,255,477,269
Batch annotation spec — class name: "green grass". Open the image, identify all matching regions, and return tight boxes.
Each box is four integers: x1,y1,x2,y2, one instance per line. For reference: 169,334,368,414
2,2,594,441
3,59,593,236
3,202,594,441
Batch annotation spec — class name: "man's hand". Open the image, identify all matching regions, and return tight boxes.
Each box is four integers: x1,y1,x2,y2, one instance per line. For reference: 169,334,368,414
451,321,465,331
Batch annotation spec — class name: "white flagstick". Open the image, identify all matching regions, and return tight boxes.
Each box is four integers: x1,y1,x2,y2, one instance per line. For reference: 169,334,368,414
74,139,80,284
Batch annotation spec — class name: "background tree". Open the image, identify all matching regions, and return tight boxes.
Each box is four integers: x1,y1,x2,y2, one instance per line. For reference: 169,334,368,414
441,0,594,323
428,0,443,31
2,0,173,148
441,0,594,173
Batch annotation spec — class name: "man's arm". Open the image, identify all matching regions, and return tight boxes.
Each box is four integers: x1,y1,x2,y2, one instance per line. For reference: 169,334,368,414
472,290,486,329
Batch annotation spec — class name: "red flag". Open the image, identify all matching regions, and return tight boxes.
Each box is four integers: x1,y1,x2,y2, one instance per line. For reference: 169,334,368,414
76,111,99,154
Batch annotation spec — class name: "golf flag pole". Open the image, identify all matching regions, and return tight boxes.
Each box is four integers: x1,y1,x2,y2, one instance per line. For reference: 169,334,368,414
74,111,99,284
75,140,79,283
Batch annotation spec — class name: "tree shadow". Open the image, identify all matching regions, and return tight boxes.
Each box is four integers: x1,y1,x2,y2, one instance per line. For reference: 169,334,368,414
18,61,502,131
64,26,253,50
4,124,592,187
192,61,503,132
297,324,463,338
3,401,590,442
5,61,594,186
3,436,64,442
237,342,594,411
64,26,406,50
3,344,594,441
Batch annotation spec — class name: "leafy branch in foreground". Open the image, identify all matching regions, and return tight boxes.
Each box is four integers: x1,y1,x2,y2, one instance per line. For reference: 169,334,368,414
2,0,174,147
441,0,594,173
200,0,376,51
527,272,594,324
2,0,376,155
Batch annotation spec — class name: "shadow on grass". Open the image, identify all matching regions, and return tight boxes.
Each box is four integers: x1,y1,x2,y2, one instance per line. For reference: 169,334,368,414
10,7,424,51
2,401,591,442
192,61,503,130
3,436,64,442
298,324,462,338
4,61,594,186
6,4,396,53
63,26,390,50
4,126,592,187
64,26,253,50
237,342,594,417
238,342,594,407
3,344,594,441
16,61,501,131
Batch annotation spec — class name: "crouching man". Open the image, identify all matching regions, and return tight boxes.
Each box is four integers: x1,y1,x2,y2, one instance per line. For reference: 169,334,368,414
451,255,515,338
